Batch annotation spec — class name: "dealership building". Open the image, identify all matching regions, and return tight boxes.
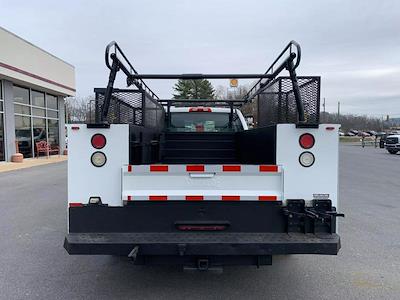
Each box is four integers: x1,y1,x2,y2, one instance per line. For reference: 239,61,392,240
0,26,75,161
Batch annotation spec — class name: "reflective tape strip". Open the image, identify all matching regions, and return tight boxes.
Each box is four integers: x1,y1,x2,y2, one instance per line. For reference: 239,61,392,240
222,165,241,172
149,195,168,201
69,203,83,207
185,195,204,201
123,164,281,174
186,165,205,172
124,195,280,201
259,165,278,172
150,165,169,172
258,195,277,201
221,195,241,201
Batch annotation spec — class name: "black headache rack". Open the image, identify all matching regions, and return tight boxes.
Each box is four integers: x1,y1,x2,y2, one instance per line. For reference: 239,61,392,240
243,76,321,127
93,40,320,128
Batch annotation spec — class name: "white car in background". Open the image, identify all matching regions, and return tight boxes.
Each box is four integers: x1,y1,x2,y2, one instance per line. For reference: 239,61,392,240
385,134,400,154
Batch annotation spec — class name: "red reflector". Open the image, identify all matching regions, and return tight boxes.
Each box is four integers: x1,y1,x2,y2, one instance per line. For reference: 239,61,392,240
299,133,315,149
127,165,132,172
149,195,168,201
189,107,212,112
258,195,277,201
71,126,80,130
222,165,241,172
127,195,133,201
91,134,106,149
186,165,204,172
69,203,83,207
222,195,240,201
185,195,204,201
177,225,227,231
259,165,278,172
150,165,168,172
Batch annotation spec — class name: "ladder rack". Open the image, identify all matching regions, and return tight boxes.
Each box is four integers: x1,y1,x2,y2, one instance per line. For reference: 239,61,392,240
101,40,306,123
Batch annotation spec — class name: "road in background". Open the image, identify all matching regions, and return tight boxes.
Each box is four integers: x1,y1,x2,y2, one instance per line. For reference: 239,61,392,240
0,145,399,299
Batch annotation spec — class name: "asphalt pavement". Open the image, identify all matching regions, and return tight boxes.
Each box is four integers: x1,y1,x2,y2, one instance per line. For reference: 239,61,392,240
0,145,399,300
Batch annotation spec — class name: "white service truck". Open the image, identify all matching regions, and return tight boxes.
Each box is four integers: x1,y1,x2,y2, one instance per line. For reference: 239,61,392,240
64,41,343,270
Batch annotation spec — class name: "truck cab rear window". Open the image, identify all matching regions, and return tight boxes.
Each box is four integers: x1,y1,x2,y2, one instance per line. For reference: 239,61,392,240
169,112,243,132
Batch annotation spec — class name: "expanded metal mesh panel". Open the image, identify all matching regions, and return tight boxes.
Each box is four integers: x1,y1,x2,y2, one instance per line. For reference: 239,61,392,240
93,89,165,129
144,95,165,129
94,89,143,125
257,76,320,126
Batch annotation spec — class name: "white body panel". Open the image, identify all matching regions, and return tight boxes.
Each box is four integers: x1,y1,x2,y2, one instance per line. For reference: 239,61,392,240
67,122,339,208
67,124,129,206
276,124,340,208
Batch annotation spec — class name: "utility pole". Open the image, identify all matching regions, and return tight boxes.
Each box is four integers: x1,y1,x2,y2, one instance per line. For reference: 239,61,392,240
323,97,326,122
337,101,340,122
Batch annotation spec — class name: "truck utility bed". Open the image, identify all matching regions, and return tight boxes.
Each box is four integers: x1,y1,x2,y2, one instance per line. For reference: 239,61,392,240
65,40,343,268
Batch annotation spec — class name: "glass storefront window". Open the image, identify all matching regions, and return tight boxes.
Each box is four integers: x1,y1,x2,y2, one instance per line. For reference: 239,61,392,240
0,80,3,161
15,115,32,158
14,104,31,115
32,90,45,107
14,85,61,158
33,118,47,156
47,110,58,118
48,119,59,147
46,94,58,109
13,86,30,104
32,107,46,117
0,114,4,161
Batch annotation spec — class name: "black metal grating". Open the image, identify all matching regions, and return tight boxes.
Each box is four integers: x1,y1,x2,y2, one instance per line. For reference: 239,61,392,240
257,76,320,126
92,88,165,129
144,95,164,129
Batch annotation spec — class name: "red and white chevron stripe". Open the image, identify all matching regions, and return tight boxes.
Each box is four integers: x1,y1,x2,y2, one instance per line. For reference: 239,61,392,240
123,164,281,174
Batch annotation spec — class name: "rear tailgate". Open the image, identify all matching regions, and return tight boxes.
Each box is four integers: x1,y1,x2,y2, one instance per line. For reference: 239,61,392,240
122,164,283,202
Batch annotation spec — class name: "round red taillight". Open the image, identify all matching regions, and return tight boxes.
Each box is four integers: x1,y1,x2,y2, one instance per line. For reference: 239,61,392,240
299,133,315,149
91,134,106,149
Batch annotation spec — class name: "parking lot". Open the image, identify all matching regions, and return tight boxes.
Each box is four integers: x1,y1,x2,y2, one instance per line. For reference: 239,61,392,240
0,145,399,300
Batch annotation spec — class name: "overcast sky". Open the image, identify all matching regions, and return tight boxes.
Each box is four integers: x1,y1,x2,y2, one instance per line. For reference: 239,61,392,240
1,0,399,116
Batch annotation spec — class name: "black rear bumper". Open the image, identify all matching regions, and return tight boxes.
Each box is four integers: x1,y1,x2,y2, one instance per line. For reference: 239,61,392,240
64,201,342,261
64,232,340,256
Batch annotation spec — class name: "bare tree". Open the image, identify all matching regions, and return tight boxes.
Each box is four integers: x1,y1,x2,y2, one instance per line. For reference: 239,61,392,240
322,112,386,132
65,96,93,123
214,84,251,100
214,85,227,100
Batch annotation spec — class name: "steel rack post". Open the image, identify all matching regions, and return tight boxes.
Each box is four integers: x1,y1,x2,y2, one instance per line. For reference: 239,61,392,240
286,53,305,123
101,54,119,122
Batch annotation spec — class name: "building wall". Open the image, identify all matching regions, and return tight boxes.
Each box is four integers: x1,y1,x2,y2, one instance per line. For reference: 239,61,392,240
0,27,74,161
0,26,75,97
